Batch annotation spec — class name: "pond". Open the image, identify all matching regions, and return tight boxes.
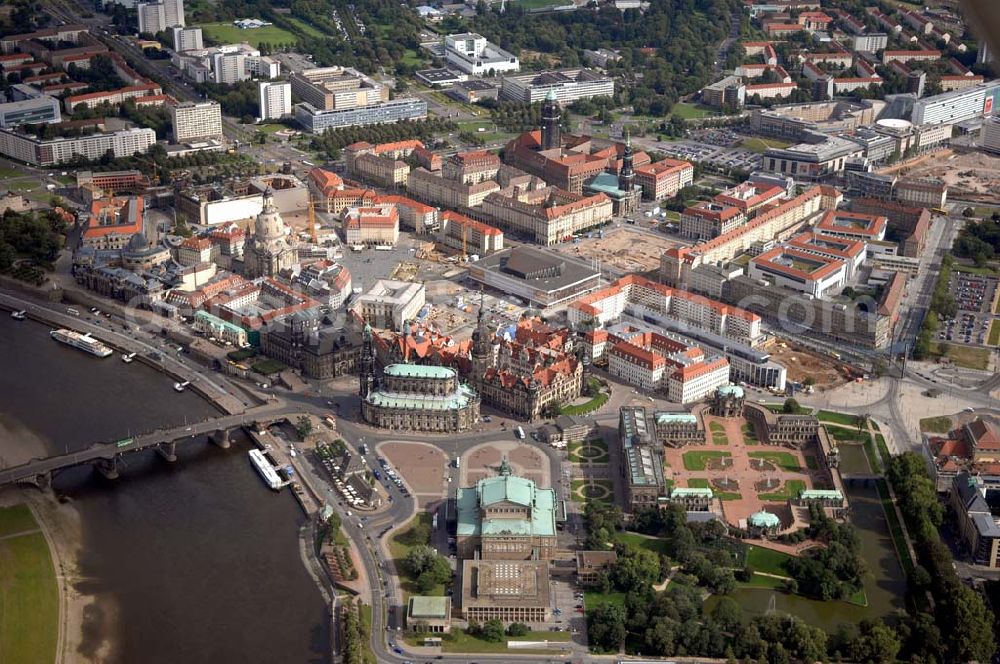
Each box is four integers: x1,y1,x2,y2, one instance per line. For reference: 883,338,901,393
836,443,871,475
707,484,905,632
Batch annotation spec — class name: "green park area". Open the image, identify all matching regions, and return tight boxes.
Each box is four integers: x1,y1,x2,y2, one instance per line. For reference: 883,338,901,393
558,378,608,416
687,477,740,501
682,450,731,471
932,342,990,370
513,0,575,8
671,102,717,119
757,479,806,501
919,415,952,433
709,421,729,445
816,410,860,426
285,16,327,38
200,22,298,48
570,479,614,506
408,627,570,655
0,504,58,664
740,137,793,153
748,450,801,472
741,423,759,443
745,544,794,577
388,513,449,598
988,320,1000,346
568,438,609,463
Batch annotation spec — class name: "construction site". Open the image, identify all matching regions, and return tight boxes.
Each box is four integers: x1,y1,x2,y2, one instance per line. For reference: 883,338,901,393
549,226,689,276
765,339,850,391
880,147,1000,203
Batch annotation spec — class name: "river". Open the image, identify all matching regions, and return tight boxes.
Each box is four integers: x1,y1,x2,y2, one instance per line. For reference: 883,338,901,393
0,316,330,664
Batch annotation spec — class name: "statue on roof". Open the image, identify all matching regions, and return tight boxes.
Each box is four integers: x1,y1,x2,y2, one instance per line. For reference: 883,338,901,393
498,455,512,476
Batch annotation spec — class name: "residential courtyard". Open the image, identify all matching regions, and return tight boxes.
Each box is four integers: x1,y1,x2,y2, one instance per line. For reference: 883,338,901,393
663,413,831,529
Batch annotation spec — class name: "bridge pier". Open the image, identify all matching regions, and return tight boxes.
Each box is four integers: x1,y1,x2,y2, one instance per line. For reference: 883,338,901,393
211,429,231,449
95,457,119,480
156,441,177,463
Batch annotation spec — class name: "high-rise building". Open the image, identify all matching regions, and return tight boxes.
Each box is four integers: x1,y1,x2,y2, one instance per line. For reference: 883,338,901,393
170,100,223,142
212,52,248,85
258,81,291,121
172,26,202,51
982,116,1000,154
137,0,183,33
137,2,166,34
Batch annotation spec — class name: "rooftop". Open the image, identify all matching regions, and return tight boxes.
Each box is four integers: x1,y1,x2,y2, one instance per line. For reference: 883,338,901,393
383,364,456,380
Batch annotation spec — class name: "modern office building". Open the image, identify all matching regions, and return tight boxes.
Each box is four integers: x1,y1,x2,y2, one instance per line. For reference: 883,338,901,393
460,559,551,624
763,136,863,179
294,97,427,133
0,126,155,166
444,33,519,76
910,79,1000,126
500,69,613,104
258,81,291,121
170,100,223,142
0,94,60,128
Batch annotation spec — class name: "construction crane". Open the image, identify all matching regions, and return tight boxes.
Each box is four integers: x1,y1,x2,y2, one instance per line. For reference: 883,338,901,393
308,198,318,245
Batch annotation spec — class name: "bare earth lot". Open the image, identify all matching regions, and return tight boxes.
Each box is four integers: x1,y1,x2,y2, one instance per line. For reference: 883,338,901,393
550,227,689,274
880,148,1000,202
766,340,847,391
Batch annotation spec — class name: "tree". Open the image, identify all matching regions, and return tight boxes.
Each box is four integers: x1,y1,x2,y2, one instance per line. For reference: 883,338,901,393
403,544,438,576
612,547,661,592
803,376,816,387
481,619,505,642
414,554,451,593
399,519,430,546
506,622,529,637
295,416,313,439
587,602,626,652
710,596,742,632
782,398,800,414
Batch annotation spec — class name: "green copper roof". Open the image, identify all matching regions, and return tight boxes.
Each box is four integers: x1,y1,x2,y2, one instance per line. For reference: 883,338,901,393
671,487,713,498
799,489,843,500
383,364,456,379
479,474,535,507
749,510,781,528
408,596,449,619
655,412,698,424
365,383,476,410
545,88,557,101
718,384,744,398
456,473,557,538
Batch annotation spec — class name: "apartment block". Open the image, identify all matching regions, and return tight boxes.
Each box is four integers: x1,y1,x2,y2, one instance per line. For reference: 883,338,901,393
170,100,222,142
343,205,399,247
258,81,291,121
634,158,694,201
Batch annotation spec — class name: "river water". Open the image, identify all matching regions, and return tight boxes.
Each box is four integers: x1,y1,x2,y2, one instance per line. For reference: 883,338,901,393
0,316,330,664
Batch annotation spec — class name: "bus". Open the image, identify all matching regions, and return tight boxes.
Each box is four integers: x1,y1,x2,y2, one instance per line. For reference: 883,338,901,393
375,245,394,251
515,426,525,439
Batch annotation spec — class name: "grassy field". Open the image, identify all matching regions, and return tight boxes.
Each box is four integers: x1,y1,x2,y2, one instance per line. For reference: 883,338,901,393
875,479,914,573
671,102,717,119
709,421,729,445
682,450,731,471
285,16,326,38
387,513,443,597
953,264,1000,277
257,123,289,134
514,0,575,8
741,423,759,443
827,426,872,443
745,544,793,577
934,342,991,370
201,22,298,47
804,455,818,470
421,629,570,654
568,438,609,463
757,479,806,501
0,504,39,538
358,603,377,664
584,590,627,611
558,391,609,416
919,415,952,433
570,479,614,507
817,410,860,426
619,531,670,556
748,451,801,472
989,320,1000,346
740,137,793,153
0,506,58,664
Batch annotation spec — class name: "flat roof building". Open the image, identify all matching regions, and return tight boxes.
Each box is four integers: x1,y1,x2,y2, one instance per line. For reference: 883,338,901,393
461,559,551,624
500,69,613,105
171,100,222,143
444,33,519,76
467,246,601,308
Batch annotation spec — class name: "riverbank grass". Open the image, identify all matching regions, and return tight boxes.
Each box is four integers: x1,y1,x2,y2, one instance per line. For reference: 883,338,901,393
0,505,58,664
919,415,952,433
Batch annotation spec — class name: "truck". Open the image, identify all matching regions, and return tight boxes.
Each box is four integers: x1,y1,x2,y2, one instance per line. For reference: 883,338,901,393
515,426,525,439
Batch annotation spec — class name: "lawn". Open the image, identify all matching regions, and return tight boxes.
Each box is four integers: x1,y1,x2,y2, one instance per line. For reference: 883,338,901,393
671,102,717,119
358,603,377,664
875,479,914,573
863,434,884,474
741,423,759,443
0,166,22,178
585,590,627,611
817,410,861,426
919,415,952,433
757,479,806,501
804,455,818,470
558,391,609,416
739,573,787,589
387,513,443,598
568,438,609,463
682,450,731,471
251,358,286,375
709,421,729,445
285,16,326,38
874,433,890,464
257,123,289,134
826,425,871,443
935,343,990,370
0,508,58,664
745,545,793,577
740,137,793,153
201,22,298,48
687,478,710,488
514,0,575,8
989,320,1000,346
570,479,614,506
953,264,1000,277
0,504,40,538
619,531,671,556
748,451,801,472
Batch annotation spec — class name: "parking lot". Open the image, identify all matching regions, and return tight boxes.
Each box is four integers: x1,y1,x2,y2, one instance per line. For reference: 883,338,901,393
939,273,999,347
651,139,762,172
